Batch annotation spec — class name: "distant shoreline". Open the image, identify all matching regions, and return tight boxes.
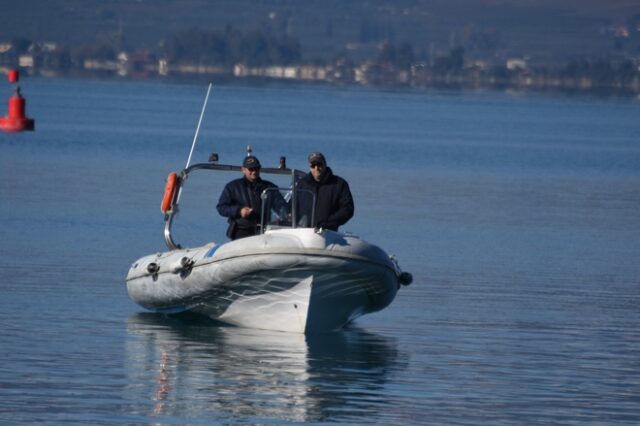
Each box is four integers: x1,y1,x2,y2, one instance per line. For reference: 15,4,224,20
13,68,640,99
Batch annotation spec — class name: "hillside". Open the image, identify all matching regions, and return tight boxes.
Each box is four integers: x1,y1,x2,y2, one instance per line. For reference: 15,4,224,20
1,0,639,65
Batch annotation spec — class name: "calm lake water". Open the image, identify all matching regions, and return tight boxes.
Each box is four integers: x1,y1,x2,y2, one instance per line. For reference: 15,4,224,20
1,78,639,425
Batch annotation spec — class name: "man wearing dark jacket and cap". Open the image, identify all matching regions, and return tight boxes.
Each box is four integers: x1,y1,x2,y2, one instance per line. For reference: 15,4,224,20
297,152,354,231
216,155,279,239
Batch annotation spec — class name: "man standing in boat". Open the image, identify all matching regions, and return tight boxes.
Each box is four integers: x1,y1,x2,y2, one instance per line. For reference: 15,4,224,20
297,152,354,231
217,155,280,239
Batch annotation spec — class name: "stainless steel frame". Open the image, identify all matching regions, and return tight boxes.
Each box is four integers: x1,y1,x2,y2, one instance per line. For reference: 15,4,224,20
162,159,308,250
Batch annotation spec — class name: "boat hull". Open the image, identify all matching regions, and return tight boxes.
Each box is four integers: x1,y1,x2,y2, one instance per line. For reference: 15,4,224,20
126,229,401,333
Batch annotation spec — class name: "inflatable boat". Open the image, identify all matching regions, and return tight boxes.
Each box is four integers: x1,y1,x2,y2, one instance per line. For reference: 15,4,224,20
126,152,412,334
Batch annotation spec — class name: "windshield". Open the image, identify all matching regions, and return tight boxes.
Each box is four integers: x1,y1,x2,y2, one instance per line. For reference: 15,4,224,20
260,187,315,231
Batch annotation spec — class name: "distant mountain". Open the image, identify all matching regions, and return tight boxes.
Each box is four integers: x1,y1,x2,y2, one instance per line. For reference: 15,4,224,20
2,0,639,65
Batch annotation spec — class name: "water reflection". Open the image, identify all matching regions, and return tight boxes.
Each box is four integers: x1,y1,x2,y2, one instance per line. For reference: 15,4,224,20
126,313,405,423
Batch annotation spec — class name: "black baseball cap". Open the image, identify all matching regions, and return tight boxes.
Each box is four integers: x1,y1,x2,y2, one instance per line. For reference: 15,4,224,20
308,152,326,165
242,155,261,169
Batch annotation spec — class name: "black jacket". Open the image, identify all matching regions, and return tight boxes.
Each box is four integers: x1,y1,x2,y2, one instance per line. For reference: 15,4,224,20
297,167,354,231
217,177,278,238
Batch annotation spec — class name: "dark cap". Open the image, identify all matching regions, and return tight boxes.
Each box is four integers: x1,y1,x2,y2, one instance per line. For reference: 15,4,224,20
242,155,261,169
308,152,326,165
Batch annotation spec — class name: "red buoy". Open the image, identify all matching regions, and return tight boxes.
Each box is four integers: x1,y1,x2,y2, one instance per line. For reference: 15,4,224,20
0,69,35,132
8,69,19,83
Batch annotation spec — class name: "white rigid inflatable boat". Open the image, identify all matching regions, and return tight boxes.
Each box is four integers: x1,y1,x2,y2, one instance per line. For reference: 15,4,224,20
126,151,412,334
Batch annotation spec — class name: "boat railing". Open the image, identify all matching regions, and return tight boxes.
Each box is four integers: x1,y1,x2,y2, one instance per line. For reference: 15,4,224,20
161,155,309,250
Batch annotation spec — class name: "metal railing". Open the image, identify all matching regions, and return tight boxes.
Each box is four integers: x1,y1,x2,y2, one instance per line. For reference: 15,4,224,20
162,157,309,250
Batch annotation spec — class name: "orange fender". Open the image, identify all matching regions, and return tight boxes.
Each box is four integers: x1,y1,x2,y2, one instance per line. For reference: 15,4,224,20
161,172,179,213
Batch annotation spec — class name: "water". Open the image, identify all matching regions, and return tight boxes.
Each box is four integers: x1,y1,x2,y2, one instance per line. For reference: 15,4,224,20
1,78,639,425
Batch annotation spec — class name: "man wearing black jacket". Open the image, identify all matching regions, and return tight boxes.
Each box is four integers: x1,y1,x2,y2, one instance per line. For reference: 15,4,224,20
216,155,278,240
297,152,354,231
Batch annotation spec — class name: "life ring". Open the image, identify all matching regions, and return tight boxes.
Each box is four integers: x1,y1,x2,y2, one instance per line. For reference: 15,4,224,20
161,172,179,213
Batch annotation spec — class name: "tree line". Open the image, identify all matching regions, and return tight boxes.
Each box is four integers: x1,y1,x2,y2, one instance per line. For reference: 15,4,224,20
3,27,302,69
3,27,640,93
163,27,301,66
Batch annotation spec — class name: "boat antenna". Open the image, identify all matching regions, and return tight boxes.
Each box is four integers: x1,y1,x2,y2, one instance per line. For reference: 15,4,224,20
185,82,213,170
